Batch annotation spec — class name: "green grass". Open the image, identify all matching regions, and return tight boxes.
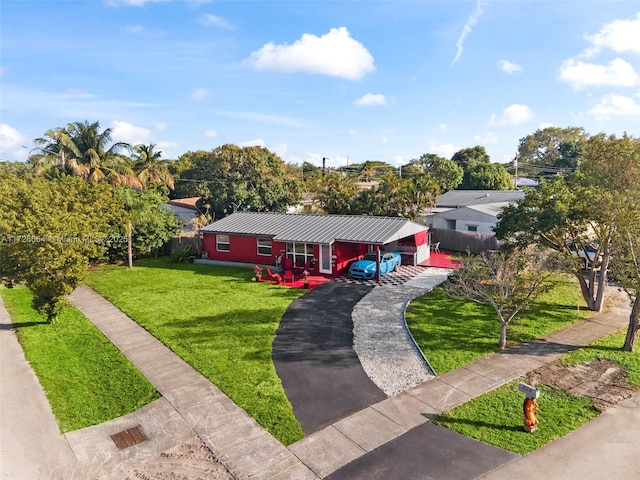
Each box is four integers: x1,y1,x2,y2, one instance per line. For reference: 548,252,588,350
433,381,600,455
406,276,591,373
563,330,640,386
0,286,159,433
86,258,306,445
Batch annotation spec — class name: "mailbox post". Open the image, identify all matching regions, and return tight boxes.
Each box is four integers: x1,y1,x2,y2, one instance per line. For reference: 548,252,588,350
518,383,540,432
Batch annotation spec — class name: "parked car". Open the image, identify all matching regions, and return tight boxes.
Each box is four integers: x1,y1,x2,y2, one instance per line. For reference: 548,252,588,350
348,252,401,279
567,242,600,269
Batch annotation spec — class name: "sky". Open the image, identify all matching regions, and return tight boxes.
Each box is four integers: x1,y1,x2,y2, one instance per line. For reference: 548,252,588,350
1,1,639,170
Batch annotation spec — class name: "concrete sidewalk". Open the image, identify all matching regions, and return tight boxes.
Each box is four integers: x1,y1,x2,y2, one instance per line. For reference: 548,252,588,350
0,295,85,480
68,285,316,480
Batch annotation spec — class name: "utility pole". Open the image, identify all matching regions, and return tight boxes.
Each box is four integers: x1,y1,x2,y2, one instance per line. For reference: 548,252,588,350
513,155,518,189
322,157,326,177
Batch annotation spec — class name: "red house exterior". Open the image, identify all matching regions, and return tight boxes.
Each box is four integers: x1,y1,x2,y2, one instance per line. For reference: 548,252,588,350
199,212,430,278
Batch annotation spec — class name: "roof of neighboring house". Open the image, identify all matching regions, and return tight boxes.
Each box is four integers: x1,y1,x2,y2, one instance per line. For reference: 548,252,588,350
200,212,427,245
166,197,201,210
436,190,525,208
435,202,510,221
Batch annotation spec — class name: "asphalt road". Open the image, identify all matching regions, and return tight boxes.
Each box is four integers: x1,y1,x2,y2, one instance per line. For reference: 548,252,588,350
272,282,387,434
325,422,519,480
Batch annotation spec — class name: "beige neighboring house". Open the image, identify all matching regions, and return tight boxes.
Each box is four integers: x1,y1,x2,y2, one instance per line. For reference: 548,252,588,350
165,197,202,232
424,190,525,235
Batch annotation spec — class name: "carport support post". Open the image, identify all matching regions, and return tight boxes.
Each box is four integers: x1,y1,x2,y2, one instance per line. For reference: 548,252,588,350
375,245,381,284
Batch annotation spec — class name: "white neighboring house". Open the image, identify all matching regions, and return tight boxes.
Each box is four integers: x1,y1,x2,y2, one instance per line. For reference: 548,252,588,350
165,197,202,232
425,190,525,234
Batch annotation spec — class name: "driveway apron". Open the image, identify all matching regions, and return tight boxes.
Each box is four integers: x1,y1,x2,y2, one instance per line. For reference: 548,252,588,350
273,282,387,435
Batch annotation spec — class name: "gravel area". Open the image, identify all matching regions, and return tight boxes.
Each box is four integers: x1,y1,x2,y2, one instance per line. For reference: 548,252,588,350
352,268,451,395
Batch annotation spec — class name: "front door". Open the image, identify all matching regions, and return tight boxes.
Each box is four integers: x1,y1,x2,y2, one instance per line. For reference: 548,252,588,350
319,244,332,274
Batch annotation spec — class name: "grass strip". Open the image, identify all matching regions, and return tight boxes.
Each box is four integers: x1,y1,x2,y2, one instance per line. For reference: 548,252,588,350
86,258,305,445
433,380,600,455
406,276,590,373
1,286,159,433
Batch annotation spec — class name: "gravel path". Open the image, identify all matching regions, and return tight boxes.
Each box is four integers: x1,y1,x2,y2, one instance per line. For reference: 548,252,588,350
352,268,452,395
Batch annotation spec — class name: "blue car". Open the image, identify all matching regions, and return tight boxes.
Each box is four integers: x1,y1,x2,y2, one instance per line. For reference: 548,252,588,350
348,252,402,279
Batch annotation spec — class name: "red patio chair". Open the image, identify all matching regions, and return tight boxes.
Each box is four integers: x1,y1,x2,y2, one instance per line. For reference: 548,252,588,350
283,269,294,283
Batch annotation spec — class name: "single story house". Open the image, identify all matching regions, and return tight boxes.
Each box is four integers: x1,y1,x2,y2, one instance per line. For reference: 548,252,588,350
425,190,525,234
165,197,202,231
199,212,430,277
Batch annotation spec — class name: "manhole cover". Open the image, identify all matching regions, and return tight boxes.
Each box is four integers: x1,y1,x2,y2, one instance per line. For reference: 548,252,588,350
111,425,146,449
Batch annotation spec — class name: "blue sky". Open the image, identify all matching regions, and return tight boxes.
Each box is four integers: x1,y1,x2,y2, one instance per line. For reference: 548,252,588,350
1,1,639,169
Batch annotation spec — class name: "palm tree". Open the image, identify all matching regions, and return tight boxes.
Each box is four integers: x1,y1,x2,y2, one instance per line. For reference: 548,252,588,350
131,143,175,190
29,120,141,188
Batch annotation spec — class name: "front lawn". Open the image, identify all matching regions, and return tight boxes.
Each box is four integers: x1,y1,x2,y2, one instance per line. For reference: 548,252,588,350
406,276,591,373
433,380,600,455
86,258,305,445
1,286,159,432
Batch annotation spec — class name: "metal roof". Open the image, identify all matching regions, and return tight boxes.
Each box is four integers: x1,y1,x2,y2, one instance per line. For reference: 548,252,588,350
200,212,427,245
436,190,524,208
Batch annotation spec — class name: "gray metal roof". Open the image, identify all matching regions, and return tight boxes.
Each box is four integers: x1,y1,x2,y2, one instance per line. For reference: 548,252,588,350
200,212,427,245
436,190,524,208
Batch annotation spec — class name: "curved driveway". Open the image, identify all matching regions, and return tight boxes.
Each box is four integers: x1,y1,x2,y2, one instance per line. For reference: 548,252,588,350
272,282,386,435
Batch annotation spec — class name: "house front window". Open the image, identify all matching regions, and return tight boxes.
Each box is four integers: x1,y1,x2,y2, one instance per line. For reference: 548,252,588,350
217,234,230,252
467,225,478,232
257,237,272,256
286,242,314,267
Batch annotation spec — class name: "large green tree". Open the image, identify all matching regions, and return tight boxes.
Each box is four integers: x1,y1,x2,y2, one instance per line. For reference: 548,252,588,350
451,146,491,169
495,176,612,312
460,162,513,190
0,175,126,321
172,145,303,219
408,154,463,192
516,126,588,178
577,133,640,350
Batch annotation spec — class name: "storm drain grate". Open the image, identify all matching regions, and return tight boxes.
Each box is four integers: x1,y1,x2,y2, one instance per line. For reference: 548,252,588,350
110,425,146,450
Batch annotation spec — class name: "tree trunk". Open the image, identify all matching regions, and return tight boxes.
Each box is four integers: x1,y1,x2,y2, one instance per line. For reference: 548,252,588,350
127,221,133,269
499,320,507,350
623,299,639,352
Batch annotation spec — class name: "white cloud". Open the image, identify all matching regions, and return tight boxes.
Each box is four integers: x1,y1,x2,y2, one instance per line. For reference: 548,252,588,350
110,121,152,145
0,123,27,160
539,122,555,129
353,93,387,107
191,88,209,101
239,138,265,148
451,0,487,66
583,12,640,57
559,58,640,89
0,123,26,149
347,128,359,136
154,122,167,131
248,27,375,80
497,59,522,74
203,129,218,138
438,123,448,133
473,132,498,145
107,0,169,7
198,14,232,29
155,141,177,154
588,93,640,121
428,143,457,159
490,104,533,126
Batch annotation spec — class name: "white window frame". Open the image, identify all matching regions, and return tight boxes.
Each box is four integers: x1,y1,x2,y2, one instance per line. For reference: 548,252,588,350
216,234,230,252
286,242,314,267
257,237,272,256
